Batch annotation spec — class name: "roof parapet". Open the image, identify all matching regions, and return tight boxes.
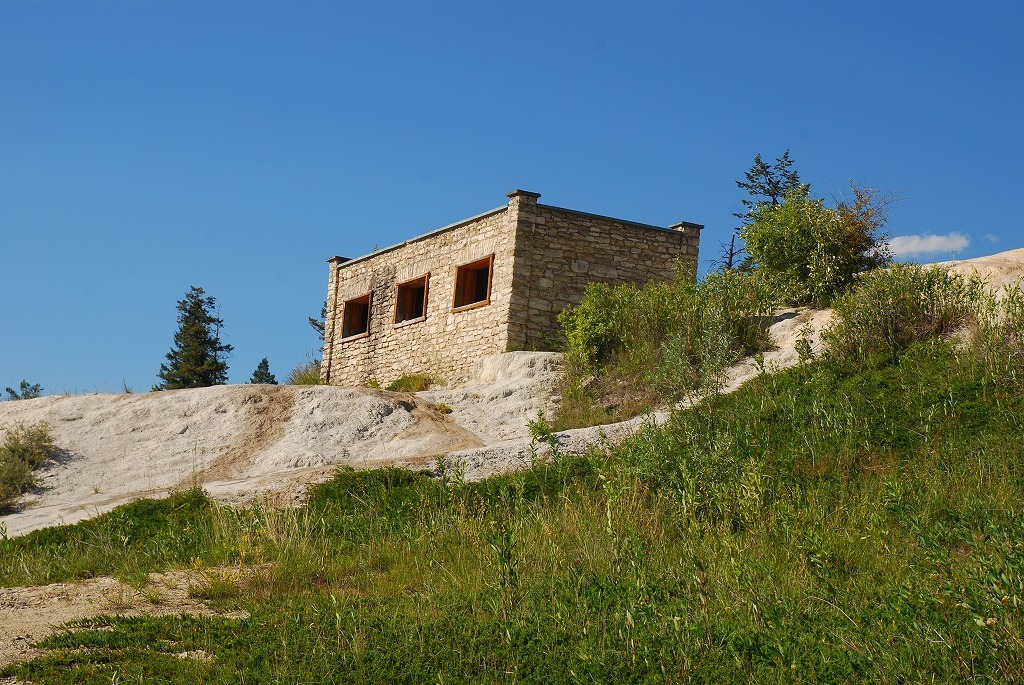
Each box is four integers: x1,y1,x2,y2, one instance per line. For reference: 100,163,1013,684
506,189,541,204
668,220,703,237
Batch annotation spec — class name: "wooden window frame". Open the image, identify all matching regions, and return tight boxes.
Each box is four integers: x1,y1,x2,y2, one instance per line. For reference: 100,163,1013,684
340,292,372,340
393,273,430,327
452,255,494,312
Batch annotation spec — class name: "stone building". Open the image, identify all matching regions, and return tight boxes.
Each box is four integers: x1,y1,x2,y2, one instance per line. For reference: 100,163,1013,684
320,190,701,387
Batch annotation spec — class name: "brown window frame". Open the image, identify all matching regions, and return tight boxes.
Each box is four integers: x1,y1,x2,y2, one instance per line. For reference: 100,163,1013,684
394,273,430,326
340,292,372,340
452,255,494,312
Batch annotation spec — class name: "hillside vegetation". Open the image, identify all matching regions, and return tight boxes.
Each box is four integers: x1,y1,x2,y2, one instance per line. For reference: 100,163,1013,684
2,262,1023,683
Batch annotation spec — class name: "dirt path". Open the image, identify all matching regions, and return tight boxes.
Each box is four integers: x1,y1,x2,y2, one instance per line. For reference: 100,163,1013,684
0,570,247,669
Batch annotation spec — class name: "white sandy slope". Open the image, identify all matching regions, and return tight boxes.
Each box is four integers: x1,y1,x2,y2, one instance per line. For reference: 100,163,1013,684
0,355,559,537
2,248,1021,538
937,247,1024,291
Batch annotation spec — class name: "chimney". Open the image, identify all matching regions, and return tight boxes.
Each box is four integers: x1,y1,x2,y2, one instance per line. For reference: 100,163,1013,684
506,189,541,209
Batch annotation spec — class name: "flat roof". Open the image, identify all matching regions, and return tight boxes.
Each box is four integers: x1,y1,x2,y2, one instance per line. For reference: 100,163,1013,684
328,203,702,267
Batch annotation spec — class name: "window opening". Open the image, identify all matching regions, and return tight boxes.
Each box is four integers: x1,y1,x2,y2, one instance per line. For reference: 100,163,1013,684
341,293,371,339
395,274,429,324
453,256,493,310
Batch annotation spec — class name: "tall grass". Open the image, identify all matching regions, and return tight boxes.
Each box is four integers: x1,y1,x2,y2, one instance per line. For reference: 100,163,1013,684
0,488,214,583
3,267,1024,682
0,421,56,512
824,262,988,366
385,372,441,393
556,269,776,428
286,357,322,385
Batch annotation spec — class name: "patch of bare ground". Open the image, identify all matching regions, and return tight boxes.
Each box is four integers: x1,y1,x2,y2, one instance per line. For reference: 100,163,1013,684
179,384,296,487
0,570,248,668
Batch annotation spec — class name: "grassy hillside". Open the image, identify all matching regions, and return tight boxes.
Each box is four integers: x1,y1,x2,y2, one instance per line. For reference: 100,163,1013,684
2,265,1023,683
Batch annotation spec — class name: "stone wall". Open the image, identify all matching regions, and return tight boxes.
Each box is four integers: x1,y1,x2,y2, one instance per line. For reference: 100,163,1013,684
320,190,701,387
321,205,519,387
506,195,701,350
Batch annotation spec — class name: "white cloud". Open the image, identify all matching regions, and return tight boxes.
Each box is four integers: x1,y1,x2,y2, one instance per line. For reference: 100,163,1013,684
984,233,999,243
887,232,970,258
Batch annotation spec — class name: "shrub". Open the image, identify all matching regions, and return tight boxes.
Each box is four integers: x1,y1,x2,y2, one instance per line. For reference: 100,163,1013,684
386,372,440,393
967,278,1024,374
741,184,892,305
0,421,56,511
825,263,987,366
555,269,775,427
286,358,322,385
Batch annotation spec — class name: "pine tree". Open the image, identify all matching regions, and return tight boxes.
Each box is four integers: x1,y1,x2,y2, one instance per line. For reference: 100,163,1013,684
309,300,327,341
249,358,278,385
155,286,233,390
735,150,806,216
5,380,42,400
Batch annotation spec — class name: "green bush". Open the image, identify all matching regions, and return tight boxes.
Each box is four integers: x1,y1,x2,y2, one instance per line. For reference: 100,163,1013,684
286,358,322,385
741,184,892,305
0,421,56,511
555,269,775,427
386,372,440,393
824,263,988,366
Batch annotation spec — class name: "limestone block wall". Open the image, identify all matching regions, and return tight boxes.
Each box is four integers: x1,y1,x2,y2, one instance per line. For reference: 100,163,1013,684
506,200,701,351
321,206,518,387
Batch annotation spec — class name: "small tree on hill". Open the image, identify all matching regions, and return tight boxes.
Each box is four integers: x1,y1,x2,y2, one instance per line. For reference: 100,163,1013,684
741,183,893,305
722,151,809,271
155,286,233,390
5,380,42,401
736,150,807,215
249,358,278,385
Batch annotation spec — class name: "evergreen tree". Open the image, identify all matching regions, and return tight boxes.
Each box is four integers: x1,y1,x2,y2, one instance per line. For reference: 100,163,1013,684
155,286,233,390
309,300,327,341
249,358,278,385
736,150,806,216
5,380,42,400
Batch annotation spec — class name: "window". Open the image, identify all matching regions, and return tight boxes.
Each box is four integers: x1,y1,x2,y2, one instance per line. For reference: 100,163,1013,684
395,274,429,324
341,293,371,339
453,255,493,310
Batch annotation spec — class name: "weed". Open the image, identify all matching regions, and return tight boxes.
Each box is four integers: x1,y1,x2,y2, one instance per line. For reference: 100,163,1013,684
527,409,561,462
794,322,815,364
142,587,164,604
0,421,56,511
287,357,322,385
385,372,439,393
105,587,138,611
555,269,775,428
188,568,243,600
824,263,987,366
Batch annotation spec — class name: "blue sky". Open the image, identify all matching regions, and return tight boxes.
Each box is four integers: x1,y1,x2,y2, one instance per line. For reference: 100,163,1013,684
2,1,1022,394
